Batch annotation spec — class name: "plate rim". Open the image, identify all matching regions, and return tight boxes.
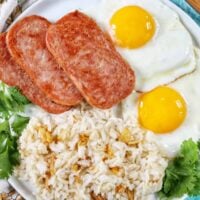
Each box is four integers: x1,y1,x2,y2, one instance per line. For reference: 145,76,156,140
7,0,200,199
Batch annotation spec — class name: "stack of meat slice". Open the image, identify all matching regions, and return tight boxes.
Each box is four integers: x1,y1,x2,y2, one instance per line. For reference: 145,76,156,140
0,33,69,114
0,11,135,114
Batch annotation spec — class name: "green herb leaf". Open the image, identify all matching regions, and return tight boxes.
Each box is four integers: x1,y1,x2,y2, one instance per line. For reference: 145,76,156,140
190,177,200,196
8,87,30,106
198,141,200,151
179,139,199,165
10,151,20,166
158,139,200,199
0,133,8,153
0,82,30,179
174,173,196,197
0,91,13,118
0,148,12,179
12,114,29,136
0,120,10,133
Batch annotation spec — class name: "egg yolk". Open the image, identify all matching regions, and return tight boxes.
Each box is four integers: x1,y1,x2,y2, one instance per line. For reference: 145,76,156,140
110,6,155,48
138,86,187,134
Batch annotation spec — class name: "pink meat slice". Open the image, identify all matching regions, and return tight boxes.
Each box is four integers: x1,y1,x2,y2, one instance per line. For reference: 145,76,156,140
46,11,135,109
0,33,70,114
6,15,83,106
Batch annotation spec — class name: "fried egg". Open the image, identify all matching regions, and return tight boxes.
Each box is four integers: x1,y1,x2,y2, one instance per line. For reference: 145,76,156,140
94,0,196,92
122,48,200,157
138,86,187,134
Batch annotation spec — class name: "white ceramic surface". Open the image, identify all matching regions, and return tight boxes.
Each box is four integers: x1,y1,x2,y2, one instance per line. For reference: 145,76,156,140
8,0,200,199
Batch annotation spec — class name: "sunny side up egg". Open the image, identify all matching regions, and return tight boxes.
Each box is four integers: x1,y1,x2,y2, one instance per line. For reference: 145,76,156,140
94,0,196,92
122,48,200,157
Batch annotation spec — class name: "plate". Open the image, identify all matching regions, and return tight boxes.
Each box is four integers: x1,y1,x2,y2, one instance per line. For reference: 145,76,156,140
7,0,200,199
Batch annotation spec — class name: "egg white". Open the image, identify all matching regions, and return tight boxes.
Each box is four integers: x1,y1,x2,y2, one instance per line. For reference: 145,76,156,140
157,48,200,157
122,48,200,157
94,0,196,92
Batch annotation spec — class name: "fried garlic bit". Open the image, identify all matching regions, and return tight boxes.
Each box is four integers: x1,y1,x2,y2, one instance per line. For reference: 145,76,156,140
78,133,89,146
38,126,53,144
118,128,140,147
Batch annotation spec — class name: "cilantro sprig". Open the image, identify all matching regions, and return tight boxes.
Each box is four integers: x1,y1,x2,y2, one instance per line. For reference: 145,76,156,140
159,139,200,199
0,82,30,179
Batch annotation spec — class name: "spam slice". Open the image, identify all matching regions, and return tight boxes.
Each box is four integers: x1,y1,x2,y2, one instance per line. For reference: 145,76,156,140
0,33,69,114
6,15,82,106
46,11,135,109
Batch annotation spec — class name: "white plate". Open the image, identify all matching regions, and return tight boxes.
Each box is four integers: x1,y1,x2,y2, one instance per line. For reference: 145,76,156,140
7,0,200,199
